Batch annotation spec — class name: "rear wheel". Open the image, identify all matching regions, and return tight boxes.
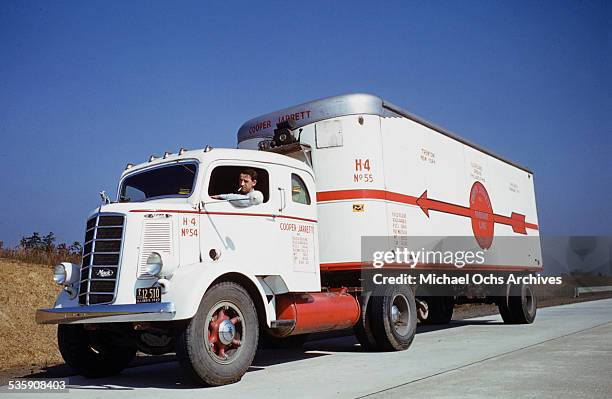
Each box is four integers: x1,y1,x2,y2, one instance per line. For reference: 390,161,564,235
57,324,136,378
497,283,537,324
369,285,417,351
176,282,258,386
496,292,514,323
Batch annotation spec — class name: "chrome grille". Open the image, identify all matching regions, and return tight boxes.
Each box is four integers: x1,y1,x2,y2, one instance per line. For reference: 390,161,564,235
79,214,124,305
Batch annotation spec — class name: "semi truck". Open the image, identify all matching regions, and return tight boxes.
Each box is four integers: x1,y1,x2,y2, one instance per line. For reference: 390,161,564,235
37,93,542,386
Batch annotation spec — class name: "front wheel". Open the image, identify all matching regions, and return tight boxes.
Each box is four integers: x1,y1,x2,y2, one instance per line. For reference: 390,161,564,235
57,324,136,378
176,282,259,386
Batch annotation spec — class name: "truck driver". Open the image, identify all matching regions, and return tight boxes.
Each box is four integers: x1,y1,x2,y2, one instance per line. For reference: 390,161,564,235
211,168,262,207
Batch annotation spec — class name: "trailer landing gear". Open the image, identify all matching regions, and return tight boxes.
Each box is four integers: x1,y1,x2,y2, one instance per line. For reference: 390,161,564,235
419,296,454,325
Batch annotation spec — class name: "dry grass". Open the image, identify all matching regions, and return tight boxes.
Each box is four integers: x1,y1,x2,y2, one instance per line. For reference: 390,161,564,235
0,259,64,371
0,249,80,268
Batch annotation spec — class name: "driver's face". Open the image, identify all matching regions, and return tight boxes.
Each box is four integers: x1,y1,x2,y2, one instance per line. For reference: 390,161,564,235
239,173,256,193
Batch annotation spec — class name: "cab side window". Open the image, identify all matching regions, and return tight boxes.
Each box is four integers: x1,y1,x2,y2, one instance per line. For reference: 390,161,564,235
291,174,311,205
208,166,270,202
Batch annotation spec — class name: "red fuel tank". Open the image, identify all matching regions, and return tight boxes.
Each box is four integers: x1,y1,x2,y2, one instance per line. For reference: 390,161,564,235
275,289,360,336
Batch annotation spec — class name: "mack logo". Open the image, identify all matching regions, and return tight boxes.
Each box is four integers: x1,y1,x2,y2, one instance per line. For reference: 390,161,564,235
144,213,172,219
96,269,115,278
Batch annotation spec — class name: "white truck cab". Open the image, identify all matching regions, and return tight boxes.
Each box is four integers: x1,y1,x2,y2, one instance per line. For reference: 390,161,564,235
38,93,540,387
43,148,321,318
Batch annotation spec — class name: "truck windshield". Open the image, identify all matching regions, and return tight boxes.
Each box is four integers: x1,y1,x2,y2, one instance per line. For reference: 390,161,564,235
119,162,197,202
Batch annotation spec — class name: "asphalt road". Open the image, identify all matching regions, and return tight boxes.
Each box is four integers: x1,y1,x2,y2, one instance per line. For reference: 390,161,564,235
3,298,612,399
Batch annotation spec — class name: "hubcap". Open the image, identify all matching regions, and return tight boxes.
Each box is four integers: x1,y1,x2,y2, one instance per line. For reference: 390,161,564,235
390,294,410,336
391,305,400,324
218,319,236,345
206,302,244,364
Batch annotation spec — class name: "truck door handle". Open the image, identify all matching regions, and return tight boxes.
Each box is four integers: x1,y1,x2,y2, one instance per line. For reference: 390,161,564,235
278,187,286,212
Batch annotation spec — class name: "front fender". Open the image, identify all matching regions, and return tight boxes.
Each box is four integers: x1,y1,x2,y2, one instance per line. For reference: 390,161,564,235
165,262,278,327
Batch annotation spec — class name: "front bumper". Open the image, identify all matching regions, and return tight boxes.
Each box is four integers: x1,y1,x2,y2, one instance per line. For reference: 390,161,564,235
36,302,176,324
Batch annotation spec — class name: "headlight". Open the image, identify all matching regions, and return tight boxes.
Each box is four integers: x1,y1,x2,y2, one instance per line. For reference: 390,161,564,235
53,262,80,286
145,252,163,276
53,264,67,285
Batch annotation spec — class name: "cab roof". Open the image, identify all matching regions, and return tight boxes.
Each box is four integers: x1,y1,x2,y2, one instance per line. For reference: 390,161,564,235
120,147,312,178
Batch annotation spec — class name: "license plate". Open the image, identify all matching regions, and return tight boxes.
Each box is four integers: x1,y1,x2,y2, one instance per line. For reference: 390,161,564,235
136,286,161,303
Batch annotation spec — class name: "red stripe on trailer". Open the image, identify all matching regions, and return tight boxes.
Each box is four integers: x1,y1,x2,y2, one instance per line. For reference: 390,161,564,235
316,189,539,231
316,189,406,203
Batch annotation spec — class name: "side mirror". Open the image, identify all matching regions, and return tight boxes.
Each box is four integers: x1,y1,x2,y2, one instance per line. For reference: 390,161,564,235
248,190,264,205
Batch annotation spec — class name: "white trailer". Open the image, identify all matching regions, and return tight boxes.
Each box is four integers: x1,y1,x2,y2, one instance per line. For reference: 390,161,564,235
238,93,541,271
37,93,541,386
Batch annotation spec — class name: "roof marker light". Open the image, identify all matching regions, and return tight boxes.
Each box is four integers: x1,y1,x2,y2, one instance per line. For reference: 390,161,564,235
178,148,187,156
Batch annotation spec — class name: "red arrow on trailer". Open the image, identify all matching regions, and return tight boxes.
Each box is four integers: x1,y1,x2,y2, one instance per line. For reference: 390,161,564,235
415,190,472,219
317,182,537,250
414,182,530,249
416,182,497,249
415,184,529,234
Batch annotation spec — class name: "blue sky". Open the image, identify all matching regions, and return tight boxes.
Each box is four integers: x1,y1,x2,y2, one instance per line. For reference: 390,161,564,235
0,0,610,247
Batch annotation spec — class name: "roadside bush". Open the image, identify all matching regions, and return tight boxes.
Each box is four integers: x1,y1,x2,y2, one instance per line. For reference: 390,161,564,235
0,232,81,267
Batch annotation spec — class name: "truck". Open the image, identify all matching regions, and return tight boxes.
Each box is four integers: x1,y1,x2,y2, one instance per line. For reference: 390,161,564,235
37,93,542,386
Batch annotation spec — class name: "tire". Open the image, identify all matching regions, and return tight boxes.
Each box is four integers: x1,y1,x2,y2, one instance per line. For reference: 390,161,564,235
57,324,136,378
419,296,454,325
353,292,378,351
176,282,259,386
497,293,515,323
497,283,537,324
369,285,417,351
508,283,537,324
